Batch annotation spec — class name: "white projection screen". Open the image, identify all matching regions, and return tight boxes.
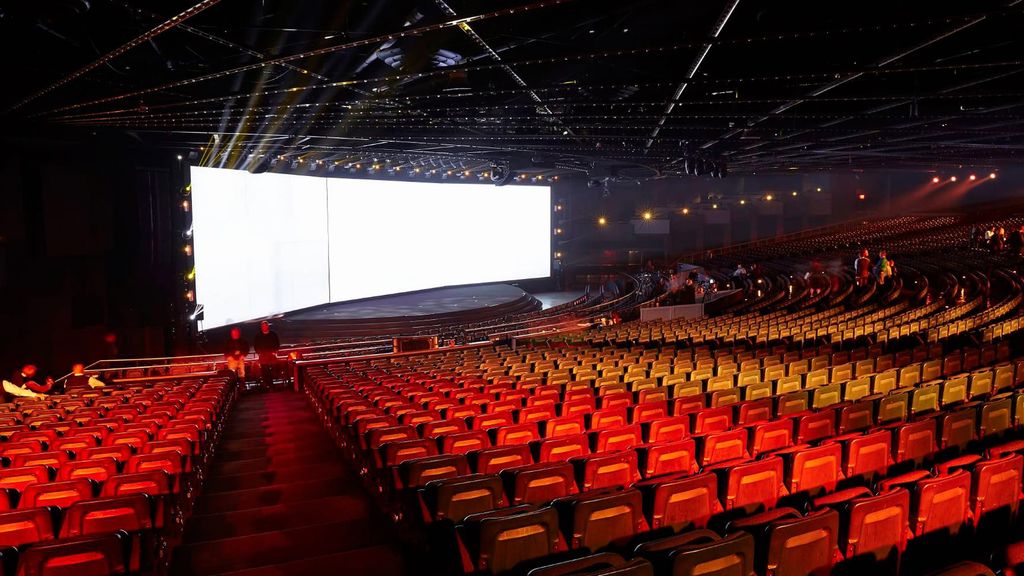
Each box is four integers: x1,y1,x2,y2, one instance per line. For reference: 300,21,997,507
189,166,551,329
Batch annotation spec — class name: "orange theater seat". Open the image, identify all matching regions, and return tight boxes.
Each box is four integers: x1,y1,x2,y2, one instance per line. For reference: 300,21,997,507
19,479,94,509
636,439,698,479
635,472,723,531
501,462,578,505
16,532,128,576
553,489,648,550
57,458,119,483
0,507,55,548
458,505,563,575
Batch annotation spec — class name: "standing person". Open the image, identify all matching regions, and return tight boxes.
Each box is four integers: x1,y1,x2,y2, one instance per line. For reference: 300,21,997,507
1012,226,1024,257
253,321,281,390
984,227,995,248
854,249,872,288
224,327,250,381
874,250,891,286
995,227,1007,253
64,363,105,393
969,225,979,249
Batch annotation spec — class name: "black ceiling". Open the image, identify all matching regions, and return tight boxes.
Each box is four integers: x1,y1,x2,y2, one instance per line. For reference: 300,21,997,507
2,0,1023,179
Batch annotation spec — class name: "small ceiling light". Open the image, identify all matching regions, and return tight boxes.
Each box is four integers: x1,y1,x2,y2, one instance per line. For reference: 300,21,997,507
711,204,718,209
969,174,976,181
990,172,998,179
765,194,773,201
950,176,957,182
642,211,653,220
739,199,746,205
791,191,798,197
598,217,607,226
932,176,940,183
858,193,866,200
682,207,690,215
176,154,183,160
816,187,822,192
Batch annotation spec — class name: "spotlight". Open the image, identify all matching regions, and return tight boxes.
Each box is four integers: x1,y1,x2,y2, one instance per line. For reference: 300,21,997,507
791,191,798,197
858,193,866,200
969,174,976,181
554,228,563,235
739,199,746,205
682,207,690,215
816,187,822,192
176,154,183,161
711,204,718,209
765,194,773,201
990,172,998,179
932,176,940,183
642,211,652,220
181,200,190,211
183,245,192,256
554,252,563,259
950,176,957,182
598,217,607,226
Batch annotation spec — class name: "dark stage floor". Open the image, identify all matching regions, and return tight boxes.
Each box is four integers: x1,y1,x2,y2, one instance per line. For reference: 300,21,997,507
287,284,532,320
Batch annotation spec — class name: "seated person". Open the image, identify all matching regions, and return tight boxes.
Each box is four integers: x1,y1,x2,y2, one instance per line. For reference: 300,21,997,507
64,363,106,393
4,364,50,400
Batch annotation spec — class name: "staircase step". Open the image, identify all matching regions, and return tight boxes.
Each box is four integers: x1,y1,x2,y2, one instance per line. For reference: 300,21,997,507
203,546,404,576
203,462,351,493
174,518,391,575
186,494,372,542
208,449,341,477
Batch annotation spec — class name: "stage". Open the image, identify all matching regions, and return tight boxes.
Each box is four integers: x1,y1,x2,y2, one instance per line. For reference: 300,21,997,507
205,284,583,344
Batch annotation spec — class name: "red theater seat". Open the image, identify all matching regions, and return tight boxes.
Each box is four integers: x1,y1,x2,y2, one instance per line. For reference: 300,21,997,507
501,462,577,505
15,532,128,576
554,489,648,550
635,530,755,576
20,479,94,509
532,435,589,463
714,456,786,514
636,472,723,531
0,507,55,548
571,450,641,492
815,487,909,574
458,505,563,575
636,439,698,479
421,474,507,523
471,445,533,475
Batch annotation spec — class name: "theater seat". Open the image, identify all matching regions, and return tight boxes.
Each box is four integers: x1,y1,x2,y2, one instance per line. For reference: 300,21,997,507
397,454,470,489
635,472,722,531
459,505,563,575
471,445,533,475
15,532,128,576
815,487,909,576
928,561,997,576
636,439,698,479
0,507,55,548
553,489,648,551
60,494,154,570
57,458,119,483
635,530,755,576
776,443,843,497
421,473,506,523
532,435,589,463
501,462,577,505
20,479,94,509
713,456,786,515
0,466,50,492
727,507,839,576
571,450,640,492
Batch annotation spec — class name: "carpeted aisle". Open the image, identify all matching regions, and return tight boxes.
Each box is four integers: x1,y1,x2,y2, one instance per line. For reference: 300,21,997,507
171,390,405,576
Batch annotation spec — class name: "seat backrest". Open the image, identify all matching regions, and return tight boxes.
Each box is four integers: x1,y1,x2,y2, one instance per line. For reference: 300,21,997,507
460,505,562,575
502,462,577,505
636,439,698,479
533,435,589,464
636,472,723,531
894,420,937,465
780,443,842,496
720,456,786,514
397,454,470,489
972,454,1023,527
840,487,910,563
666,531,756,576
20,479,93,509
843,430,893,483
572,450,641,492
59,494,153,538
0,508,55,548
557,489,647,551
0,466,50,492
439,430,490,455
748,420,793,458
15,532,127,576
100,472,172,498
471,444,534,475
422,473,506,523
911,470,972,537
699,429,749,467
57,458,119,483
762,508,839,576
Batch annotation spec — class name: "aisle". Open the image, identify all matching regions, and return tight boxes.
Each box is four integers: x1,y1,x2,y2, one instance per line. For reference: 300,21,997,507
171,390,405,576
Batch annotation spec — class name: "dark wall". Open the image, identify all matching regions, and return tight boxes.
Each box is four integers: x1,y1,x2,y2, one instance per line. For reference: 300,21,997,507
0,135,184,378
553,168,1024,270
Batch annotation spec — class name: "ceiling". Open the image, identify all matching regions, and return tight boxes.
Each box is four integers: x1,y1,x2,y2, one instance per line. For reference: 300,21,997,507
2,0,1023,180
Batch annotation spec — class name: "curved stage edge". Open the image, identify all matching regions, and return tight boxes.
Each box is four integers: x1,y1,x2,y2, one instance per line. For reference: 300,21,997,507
202,284,582,344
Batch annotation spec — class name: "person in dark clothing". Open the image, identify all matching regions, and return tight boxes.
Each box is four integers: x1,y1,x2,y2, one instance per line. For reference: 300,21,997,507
5,364,50,401
854,249,872,288
224,327,250,380
1010,226,1024,257
253,321,281,389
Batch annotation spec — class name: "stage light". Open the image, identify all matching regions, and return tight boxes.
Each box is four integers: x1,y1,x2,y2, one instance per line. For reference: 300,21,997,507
185,269,195,281
932,176,940,183
598,217,607,225
765,194,773,201
712,204,718,209
642,211,652,220
185,290,194,302
791,191,798,197
990,172,998,179
176,154,183,160
183,245,192,256
552,176,559,181
354,164,361,169
181,200,190,212
464,170,471,177
554,228,562,235
682,207,690,215
950,176,957,182
816,187,822,192
858,193,866,200
969,174,976,181
739,199,746,205
554,251,563,258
